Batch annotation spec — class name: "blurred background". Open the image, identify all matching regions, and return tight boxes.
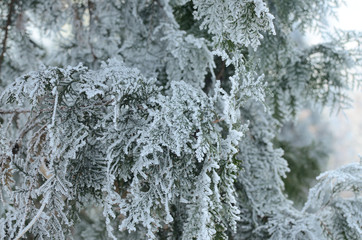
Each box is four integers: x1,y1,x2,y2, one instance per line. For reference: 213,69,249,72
308,0,362,170
274,0,362,206
326,0,362,169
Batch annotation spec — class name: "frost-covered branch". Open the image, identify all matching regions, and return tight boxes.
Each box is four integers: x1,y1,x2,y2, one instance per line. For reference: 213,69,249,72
14,189,52,240
0,1,361,239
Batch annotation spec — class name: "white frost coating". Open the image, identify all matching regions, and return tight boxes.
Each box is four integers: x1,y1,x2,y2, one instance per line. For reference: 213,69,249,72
14,191,51,240
0,1,361,239
158,23,215,88
303,162,362,213
193,0,275,50
50,89,58,128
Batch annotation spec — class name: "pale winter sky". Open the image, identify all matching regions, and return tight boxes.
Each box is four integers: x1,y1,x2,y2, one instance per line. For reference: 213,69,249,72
334,0,362,31
325,0,362,169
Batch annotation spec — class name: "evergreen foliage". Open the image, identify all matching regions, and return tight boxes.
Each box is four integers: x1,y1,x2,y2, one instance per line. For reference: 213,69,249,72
0,0,361,239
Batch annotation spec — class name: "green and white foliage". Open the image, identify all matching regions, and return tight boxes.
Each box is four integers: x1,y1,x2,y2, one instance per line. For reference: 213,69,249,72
0,58,251,239
233,103,292,239
233,102,362,240
302,162,362,239
158,23,215,88
254,0,362,121
0,0,362,240
193,0,275,50
267,0,341,31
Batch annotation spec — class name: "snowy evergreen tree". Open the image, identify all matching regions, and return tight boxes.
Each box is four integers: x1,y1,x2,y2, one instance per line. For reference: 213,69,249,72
0,0,361,239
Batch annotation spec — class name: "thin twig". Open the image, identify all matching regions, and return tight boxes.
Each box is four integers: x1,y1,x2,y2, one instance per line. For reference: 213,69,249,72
14,190,52,240
17,114,44,141
0,99,114,115
0,108,31,114
212,118,224,124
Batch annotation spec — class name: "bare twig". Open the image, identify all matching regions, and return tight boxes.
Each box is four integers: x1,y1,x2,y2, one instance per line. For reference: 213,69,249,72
212,118,224,124
0,108,31,114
